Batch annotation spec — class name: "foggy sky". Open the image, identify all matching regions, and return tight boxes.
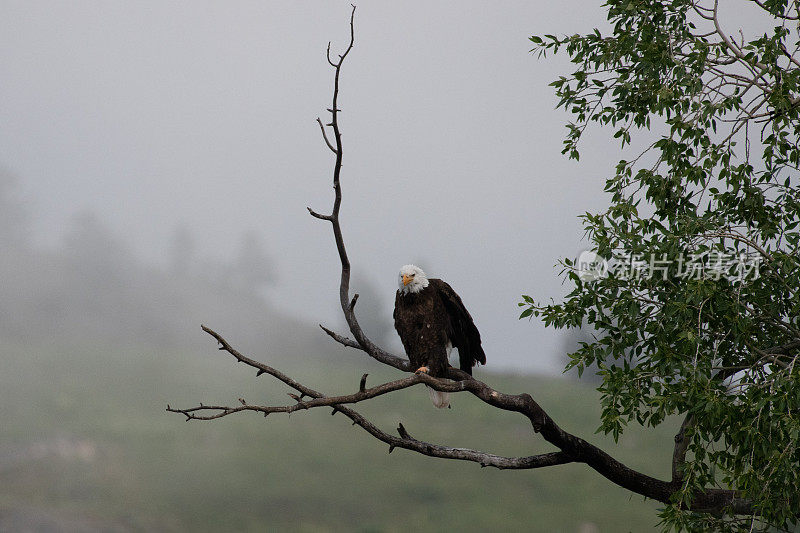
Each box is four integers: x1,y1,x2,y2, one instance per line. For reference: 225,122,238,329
0,1,769,372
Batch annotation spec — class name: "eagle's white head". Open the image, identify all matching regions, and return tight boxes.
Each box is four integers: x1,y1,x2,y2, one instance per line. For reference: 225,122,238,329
398,264,429,295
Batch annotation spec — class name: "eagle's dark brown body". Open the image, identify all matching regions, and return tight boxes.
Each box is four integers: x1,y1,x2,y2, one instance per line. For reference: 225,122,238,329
393,278,485,377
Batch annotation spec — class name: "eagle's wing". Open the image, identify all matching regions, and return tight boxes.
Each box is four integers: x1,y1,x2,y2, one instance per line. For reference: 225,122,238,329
430,278,486,374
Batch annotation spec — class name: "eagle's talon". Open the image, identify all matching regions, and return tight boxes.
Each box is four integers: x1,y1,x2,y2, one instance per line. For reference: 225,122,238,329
415,366,429,375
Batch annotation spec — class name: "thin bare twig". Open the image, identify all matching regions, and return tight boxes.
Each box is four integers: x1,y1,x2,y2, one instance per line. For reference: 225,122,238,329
316,117,337,153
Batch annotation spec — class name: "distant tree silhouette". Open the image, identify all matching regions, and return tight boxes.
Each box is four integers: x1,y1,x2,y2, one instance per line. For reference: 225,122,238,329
230,230,274,292
0,169,30,249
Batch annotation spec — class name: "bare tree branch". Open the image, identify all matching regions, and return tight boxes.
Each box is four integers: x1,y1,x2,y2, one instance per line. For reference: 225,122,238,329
316,117,337,154
167,6,762,517
319,325,410,369
175,324,753,514
172,326,572,470
306,206,332,221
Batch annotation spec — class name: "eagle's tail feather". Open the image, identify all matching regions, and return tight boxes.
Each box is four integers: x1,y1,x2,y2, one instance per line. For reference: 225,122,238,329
427,385,450,409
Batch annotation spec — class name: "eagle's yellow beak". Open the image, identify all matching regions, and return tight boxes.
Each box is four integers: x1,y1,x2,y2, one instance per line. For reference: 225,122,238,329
402,274,412,286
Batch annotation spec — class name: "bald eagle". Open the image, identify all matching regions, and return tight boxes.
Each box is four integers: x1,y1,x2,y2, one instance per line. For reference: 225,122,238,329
393,265,486,408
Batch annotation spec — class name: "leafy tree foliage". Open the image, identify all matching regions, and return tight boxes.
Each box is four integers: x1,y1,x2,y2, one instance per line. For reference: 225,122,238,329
522,1,800,530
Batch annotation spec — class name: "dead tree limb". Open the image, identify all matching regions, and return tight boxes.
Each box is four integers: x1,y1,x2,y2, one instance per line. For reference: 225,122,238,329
168,5,757,517
170,326,571,470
